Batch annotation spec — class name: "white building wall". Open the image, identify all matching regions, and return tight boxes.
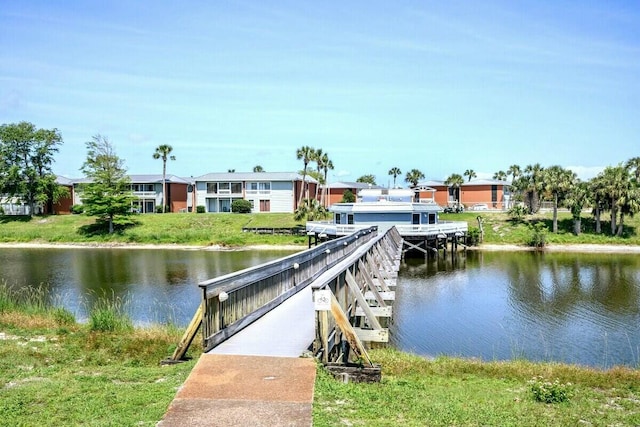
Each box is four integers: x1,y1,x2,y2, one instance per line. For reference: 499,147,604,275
268,181,294,213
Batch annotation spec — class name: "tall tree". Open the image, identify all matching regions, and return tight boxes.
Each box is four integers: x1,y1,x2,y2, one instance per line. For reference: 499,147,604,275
626,157,640,181
152,144,175,213
388,167,402,188
357,174,377,185
507,164,521,182
313,148,324,200
517,163,545,213
296,145,314,206
563,180,590,235
445,173,465,207
541,165,576,233
0,121,63,216
80,135,134,234
493,170,507,181
319,152,333,207
404,169,424,187
464,169,477,182
253,165,264,172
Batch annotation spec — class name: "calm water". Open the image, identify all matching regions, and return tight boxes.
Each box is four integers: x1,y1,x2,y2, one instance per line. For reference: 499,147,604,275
0,247,297,326
392,251,640,368
1,247,639,368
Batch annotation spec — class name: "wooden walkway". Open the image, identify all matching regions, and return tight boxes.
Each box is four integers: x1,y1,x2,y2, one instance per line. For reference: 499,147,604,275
159,227,402,426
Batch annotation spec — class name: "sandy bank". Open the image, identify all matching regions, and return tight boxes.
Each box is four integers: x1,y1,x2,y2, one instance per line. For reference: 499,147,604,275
1,241,639,253
0,242,305,251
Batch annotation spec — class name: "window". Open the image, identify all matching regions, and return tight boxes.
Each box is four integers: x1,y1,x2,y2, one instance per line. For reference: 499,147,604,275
335,213,341,224
231,182,242,194
247,182,271,194
207,183,217,194
347,214,354,225
218,182,230,193
260,200,270,212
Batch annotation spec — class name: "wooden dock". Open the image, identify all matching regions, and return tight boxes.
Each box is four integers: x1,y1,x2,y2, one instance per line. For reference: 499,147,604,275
159,226,403,425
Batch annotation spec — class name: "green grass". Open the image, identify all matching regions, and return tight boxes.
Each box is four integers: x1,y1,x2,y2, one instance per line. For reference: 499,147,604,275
2,210,639,249
0,309,196,426
313,348,640,427
442,210,640,246
0,213,308,247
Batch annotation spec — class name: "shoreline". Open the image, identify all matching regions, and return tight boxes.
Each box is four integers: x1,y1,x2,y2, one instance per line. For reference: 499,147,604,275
1,241,640,253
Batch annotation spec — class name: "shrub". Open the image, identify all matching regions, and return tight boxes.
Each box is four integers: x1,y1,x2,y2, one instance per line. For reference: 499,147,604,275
231,199,252,213
529,377,573,403
155,205,170,213
196,205,206,213
466,227,482,246
341,189,356,203
508,204,528,222
527,222,548,248
70,204,84,214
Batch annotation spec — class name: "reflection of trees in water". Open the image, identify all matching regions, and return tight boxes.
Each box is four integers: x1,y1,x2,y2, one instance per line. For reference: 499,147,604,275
503,252,640,318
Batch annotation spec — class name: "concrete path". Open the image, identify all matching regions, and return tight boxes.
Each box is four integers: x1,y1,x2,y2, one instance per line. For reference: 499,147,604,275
158,354,316,427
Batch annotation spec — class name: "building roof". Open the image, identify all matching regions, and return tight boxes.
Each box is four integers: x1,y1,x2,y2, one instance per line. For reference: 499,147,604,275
194,172,317,183
461,178,511,186
128,174,190,184
328,181,384,190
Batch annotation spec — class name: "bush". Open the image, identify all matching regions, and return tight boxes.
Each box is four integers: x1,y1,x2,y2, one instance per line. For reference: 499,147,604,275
231,199,252,213
529,377,573,403
155,205,170,213
508,204,528,222
341,189,356,203
527,222,547,248
196,205,206,213
70,204,84,214
466,227,482,246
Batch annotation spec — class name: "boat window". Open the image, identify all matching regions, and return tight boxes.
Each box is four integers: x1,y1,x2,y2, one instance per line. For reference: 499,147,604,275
429,213,436,224
334,213,341,224
347,214,354,225
412,213,420,225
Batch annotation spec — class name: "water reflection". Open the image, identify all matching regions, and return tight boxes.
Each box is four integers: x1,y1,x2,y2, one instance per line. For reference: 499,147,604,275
0,248,298,326
393,251,640,368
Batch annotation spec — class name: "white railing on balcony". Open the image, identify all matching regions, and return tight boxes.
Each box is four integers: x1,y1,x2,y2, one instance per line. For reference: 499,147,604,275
132,191,157,198
306,220,467,237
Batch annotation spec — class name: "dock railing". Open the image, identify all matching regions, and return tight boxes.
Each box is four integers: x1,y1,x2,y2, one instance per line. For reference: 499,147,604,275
198,226,380,352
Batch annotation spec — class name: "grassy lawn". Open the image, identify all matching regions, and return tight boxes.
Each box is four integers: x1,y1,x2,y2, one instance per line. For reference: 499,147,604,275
0,212,308,247
442,210,640,246
314,348,640,426
0,310,197,426
1,210,639,248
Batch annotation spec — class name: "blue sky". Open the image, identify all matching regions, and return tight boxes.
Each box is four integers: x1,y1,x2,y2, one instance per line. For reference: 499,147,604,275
1,1,639,186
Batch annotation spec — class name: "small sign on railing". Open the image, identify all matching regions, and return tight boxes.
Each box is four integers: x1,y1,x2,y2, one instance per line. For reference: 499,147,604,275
314,290,332,311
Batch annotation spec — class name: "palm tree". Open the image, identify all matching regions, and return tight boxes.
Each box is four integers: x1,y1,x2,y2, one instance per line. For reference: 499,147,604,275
253,165,264,172
493,170,507,181
521,163,544,213
542,165,576,233
320,152,334,207
445,173,465,207
508,164,521,181
464,169,477,182
313,148,324,200
626,157,640,181
152,144,175,213
388,167,402,188
563,180,589,235
296,146,315,207
404,169,425,187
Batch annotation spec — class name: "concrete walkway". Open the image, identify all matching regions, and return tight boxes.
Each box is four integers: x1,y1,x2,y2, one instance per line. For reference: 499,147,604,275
158,286,318,426
158,354,316,427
